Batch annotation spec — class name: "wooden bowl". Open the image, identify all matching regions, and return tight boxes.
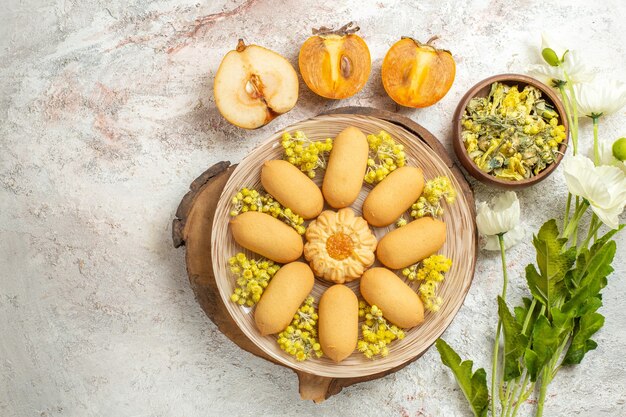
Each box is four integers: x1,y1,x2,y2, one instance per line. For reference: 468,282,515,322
452,74,569,189
209,110,478,379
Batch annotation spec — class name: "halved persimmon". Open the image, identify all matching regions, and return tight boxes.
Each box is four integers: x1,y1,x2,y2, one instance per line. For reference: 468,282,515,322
382,36,455,108
299,22,371,99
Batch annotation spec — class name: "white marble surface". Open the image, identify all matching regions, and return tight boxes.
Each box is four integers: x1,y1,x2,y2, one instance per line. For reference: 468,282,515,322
1,0,625,416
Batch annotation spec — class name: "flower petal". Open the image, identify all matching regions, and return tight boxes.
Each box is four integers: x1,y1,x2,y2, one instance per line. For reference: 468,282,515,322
562,155,595,197
596,165,626,210
483,224,526,251
592,141,617,167
476,192,521,236
562,155,626,229
590,203,622,230
497,194,520,232
483,234,500,251
562,51,594,83
528,64,565,86
476,201,499,236
503,224,526,249
574,78,626,117
492,191,521,230
580,173,612,209
593,142,626,174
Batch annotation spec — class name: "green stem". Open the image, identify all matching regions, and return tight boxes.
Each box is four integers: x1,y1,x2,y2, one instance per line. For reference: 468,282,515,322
499,234,509,296
500,299,537,417
522,383,535,401
552,332,571,378
505,377,522,417
581,215,601,253
585,215,598,242
493,321,503,411
539,304,546,320
572,197,580,246
536,367,551,417
592,116,600,165
563,71,579,155
510,372,531,417
502,382,514,417
521,298,537,335
557,85,574,143
590,115,601,243
558,73,577,236
562,200,589,240
536,334,569,417
492,233,509,415
563,193,572,233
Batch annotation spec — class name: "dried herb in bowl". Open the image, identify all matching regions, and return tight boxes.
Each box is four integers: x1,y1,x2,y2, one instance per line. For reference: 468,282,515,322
461,82,566,180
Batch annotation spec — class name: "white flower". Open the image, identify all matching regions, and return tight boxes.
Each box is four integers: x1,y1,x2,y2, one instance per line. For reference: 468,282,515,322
589,141,626,174
563,154,626,229
528,33,592,86
574,78,626,118
528,50,593,86
476,192,524,251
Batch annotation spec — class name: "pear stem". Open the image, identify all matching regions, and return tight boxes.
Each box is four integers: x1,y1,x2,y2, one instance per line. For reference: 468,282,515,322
236,38,246,52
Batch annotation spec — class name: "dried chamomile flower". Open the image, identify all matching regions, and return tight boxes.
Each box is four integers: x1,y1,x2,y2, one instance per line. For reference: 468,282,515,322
402,254,452,312
229,253,280,307
395,216,408,227
230,187,306,234
364,130,406,184
277,297,323,361
281,131,333,178
357,301,405,359
411,176,456,219
461,82,567,180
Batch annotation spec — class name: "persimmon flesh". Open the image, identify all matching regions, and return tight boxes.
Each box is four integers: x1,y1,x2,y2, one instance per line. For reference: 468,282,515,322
299,33,371,99
382,37,455,108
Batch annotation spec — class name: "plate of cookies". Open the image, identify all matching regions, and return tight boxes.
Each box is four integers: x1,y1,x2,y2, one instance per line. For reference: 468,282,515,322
211,111,477,378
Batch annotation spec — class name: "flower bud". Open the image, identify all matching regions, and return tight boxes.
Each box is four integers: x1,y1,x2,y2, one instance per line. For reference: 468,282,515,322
541,48,561,67
613,137,626,161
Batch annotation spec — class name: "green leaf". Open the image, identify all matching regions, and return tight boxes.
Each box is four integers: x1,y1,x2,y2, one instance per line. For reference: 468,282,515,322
591,225,623,248
514,297,537,328
514,306,526,327
527,220,575,309
550,306,574,336
566,229,621,293
578,240,616,291
561,282,602,320
577,296,602,317
530,315,561,369
436,339,489,417
562,312,605,365
564,251,587,294
524,348,540,382
535,219,565,256
560,242,614,320
498,297,528,381
526,264,547,306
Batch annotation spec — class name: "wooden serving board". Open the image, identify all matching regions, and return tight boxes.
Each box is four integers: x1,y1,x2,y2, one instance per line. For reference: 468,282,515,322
171,107,476,402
